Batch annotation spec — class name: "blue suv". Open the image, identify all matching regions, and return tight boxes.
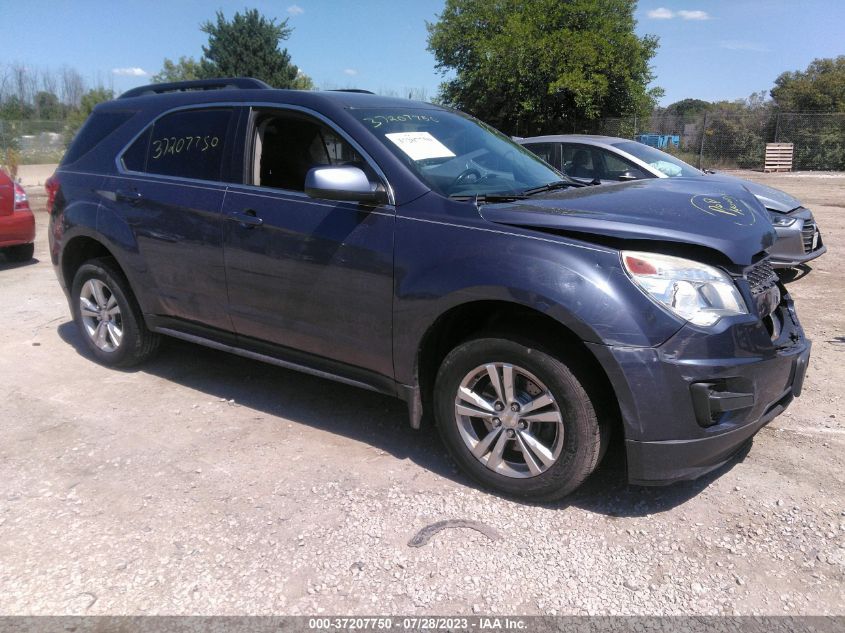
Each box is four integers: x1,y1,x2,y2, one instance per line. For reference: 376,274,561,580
48,78,811,500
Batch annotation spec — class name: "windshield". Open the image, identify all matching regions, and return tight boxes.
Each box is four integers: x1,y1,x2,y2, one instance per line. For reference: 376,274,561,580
612,141,702,178
352,108,562,197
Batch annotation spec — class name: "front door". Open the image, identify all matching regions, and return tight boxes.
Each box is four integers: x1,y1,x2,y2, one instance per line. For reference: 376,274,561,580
222,108,395,377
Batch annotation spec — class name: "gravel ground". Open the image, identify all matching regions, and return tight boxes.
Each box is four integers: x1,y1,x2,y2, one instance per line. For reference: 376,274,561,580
0,171,843,616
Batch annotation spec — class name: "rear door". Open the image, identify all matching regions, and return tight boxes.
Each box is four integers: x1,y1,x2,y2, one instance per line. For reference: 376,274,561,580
221,107,395,377
105,106,238,331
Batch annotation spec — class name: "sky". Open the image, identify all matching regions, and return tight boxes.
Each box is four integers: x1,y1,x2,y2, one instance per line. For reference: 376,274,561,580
1,0,843,107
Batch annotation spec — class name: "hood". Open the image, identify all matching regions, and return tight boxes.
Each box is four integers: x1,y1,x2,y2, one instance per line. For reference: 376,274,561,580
480,178,776,266
703,172,802,213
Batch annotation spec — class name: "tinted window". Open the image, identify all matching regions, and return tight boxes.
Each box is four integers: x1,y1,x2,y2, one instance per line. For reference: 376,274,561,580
123,108,233,181
63,111,135,165
122,128,149,172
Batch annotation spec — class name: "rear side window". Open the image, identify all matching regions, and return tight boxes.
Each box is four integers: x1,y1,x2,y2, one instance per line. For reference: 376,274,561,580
122,108,233,181
63,111,135,165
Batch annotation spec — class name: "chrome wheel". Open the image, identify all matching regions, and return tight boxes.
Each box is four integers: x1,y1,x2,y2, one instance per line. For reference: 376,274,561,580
454,363,564,478
79,278,123,352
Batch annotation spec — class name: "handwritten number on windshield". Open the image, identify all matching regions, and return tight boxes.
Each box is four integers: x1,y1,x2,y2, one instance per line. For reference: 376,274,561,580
364,114,440,129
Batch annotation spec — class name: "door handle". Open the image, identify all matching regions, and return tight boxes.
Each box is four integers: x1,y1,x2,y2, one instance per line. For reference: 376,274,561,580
115,189,143,204
227,209,264,228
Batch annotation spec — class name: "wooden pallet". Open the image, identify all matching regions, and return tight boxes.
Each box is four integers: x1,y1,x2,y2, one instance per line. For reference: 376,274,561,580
765,143,793,172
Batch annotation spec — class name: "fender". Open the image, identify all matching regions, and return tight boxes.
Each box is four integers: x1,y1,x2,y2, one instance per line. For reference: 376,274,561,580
392,196,685,387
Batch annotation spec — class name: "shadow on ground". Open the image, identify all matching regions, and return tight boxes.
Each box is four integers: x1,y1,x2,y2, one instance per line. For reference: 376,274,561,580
58,321,745,516
0,256,39,270
778,264,812,284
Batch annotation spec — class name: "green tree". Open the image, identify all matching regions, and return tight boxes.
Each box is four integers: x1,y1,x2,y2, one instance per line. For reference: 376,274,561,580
771,56,845,112
152,56,205,83
771,57,845,169
662,98,712,117
34,91,64,120
0,96,34,121
199,9,304,88
427,0,661,135
291,71,315,91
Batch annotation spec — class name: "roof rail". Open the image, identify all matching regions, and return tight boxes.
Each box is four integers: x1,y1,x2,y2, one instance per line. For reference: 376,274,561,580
119,77,271,99
328,89,375,95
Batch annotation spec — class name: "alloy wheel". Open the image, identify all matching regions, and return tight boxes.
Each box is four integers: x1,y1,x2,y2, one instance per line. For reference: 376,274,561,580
79,278,123,352
454,362,564,478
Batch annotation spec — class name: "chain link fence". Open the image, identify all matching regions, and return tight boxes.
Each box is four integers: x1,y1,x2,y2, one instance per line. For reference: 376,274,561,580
0,120,67,167
1,112,844,171
567,112,845,171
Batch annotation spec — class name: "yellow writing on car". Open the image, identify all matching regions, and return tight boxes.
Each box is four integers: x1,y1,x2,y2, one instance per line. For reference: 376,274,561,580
151,135,220,160
363,114,440,129
690,194,757,226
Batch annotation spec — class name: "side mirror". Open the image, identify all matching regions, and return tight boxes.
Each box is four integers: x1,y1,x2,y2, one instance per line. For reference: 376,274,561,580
304,166,387,205
0,172,14,216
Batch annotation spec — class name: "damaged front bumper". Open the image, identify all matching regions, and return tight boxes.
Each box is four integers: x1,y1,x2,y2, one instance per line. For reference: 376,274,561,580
588,292,810,486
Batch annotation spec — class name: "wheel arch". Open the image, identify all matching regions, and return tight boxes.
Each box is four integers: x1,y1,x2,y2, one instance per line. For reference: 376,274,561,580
414,299,623,440
60,235,121,291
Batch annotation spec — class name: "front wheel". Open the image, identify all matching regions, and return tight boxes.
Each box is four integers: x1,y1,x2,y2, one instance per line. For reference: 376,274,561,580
71,259,160,367
434,338,606,500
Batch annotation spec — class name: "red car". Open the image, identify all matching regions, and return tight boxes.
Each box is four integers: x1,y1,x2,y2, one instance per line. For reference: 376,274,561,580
0,171,35,262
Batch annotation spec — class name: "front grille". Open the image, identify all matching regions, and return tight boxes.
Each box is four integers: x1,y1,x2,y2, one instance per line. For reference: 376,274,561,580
802,219,818,253
745,260,778,295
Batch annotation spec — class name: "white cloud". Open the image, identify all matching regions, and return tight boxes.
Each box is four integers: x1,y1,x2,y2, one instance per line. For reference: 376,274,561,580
287,4,304,16
646,7,674,19
678,9,710,20
343,68,358,76
112,67,148,77
646,7,711,20
719,40,769,52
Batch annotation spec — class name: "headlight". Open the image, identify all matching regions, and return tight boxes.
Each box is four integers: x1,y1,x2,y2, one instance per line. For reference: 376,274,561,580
621,251,748,327
768,211,796,227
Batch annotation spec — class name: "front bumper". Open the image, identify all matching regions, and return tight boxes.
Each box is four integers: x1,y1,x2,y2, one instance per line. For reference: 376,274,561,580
588,294,810,486
768,208,825,268
0,208,35,248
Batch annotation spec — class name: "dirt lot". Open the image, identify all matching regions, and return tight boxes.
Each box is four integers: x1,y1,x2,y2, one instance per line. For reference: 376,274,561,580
0,171,843,616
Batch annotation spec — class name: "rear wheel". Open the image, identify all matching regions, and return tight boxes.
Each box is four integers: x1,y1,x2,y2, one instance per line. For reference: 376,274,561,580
2,243,34,262
434,338,606,500
71,259,160,367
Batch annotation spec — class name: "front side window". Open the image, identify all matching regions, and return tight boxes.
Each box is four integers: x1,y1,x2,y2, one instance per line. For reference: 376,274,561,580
561,145,598,180
598,149,646,180
522,142,560,170
351,108,561,198
122,108,233,181
250,110,373,191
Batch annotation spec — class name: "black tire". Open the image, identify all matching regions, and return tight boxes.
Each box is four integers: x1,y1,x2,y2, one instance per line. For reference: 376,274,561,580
3,243,34,262
434,337,606,501
70,258,160,367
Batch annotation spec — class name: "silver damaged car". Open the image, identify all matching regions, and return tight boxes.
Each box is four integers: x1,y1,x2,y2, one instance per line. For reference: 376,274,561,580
518,134,826,269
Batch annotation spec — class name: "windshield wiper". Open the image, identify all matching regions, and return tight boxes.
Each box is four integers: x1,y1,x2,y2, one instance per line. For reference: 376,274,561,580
449,193,527,204
522,179,584,196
